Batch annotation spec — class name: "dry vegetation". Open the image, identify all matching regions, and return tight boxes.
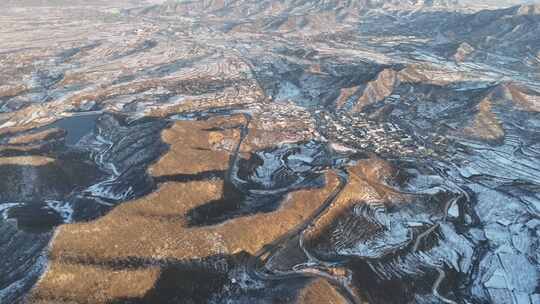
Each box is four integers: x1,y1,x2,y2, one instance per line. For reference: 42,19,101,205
28,116,342,303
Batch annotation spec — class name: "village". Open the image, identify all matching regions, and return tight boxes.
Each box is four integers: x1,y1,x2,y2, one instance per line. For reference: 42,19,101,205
313,108,448,157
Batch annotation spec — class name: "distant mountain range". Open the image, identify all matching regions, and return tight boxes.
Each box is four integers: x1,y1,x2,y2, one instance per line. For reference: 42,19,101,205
141,0,456,16
142,0,534,15
132,0,540,71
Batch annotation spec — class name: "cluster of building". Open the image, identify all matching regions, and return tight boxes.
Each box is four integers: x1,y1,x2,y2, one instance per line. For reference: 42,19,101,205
249,102,319,140
314,109,444,157
254,102,313,123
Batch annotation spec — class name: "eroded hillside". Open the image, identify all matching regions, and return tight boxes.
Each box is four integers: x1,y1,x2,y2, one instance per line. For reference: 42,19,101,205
0,1,539,303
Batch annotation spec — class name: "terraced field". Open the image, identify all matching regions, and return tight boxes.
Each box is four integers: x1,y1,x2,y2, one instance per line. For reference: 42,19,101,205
0,1,539,303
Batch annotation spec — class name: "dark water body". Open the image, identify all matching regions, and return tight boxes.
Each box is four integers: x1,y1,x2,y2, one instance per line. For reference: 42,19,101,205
0,112,168,303
2,103,539,304
3,201,67,233
49,113,101,145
